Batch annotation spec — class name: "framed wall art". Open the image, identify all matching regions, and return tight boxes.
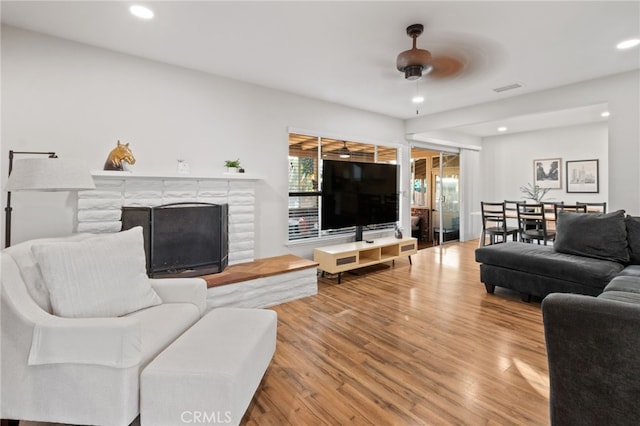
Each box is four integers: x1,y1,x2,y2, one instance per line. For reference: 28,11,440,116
566,159,599,193
533,158,562,189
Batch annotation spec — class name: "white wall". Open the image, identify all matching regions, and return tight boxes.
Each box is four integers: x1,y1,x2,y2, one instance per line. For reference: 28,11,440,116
1,26,405,256
405,70,640,215
480,122,609,204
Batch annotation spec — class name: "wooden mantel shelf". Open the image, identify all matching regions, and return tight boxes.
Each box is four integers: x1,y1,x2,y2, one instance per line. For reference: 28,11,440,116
203,254,318,288
91,170,264,181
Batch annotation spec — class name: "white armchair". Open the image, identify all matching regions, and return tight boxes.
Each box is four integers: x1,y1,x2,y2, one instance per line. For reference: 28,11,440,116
1,232,207,426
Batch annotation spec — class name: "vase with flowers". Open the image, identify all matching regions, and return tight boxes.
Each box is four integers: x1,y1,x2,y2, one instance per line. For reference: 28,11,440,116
520,182,551,203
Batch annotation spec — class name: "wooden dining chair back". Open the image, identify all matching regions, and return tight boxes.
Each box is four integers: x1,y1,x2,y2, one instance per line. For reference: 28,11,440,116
577,202,607,213
554,203,588,215
480,201,518,246
517,202,556,245
504,200,520,216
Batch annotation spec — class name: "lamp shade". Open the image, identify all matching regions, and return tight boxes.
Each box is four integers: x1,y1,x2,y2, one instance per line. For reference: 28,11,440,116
5,158,96,191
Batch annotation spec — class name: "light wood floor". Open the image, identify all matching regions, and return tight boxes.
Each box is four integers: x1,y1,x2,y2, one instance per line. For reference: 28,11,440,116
242,240,550,425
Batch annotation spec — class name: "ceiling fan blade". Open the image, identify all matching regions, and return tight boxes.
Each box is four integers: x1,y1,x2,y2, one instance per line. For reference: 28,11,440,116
427,55,464,79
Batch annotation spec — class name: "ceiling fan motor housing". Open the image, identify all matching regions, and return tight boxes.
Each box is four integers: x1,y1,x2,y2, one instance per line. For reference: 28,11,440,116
396,23,434,80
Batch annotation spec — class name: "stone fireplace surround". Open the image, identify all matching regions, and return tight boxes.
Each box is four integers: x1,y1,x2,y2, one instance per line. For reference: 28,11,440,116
77,171,259,266
77,171,318,311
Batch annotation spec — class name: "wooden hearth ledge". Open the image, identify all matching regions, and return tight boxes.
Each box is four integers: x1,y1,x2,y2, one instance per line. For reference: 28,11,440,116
202,254,318,288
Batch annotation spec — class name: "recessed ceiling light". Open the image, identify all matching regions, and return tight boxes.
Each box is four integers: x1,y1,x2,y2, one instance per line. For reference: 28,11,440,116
130,5,154,20
497,126,508,132
412,95,424,104
617,38,640,50
601,111,610,117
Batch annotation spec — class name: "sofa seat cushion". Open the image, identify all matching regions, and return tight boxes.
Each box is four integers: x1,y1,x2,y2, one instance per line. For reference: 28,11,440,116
619,265,640,277
603,276,640,294
125,302,201,369
476,242,624,289
598,290,640,305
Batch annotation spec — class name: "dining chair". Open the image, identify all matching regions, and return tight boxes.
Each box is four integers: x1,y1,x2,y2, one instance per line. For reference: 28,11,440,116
480,201,518,246
543,202,561,232
504,199,521,229
554,203,588,214
517,202,556,245
504,199,520,217
577,202,607,213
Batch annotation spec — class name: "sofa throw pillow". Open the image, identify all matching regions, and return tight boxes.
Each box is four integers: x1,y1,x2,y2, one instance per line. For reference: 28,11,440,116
31,227,162,318
626,216,640,265
554,210,629,263
4,233,94,313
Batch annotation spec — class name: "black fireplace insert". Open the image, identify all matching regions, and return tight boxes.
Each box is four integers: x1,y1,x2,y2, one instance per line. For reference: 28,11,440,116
121,202,228,277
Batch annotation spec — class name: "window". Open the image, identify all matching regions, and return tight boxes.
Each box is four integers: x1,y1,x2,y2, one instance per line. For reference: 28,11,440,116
288,133,398,242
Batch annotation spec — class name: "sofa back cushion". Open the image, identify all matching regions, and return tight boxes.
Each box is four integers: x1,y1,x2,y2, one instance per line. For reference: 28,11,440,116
554,210,629,263
3,233,94,312
626,216,640,265
32,227,162,318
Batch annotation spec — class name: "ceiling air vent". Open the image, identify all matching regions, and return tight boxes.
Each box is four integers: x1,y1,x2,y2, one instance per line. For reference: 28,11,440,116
493,83,523,93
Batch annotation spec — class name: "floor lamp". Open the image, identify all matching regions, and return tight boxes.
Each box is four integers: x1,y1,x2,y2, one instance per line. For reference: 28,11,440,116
4,150,96,248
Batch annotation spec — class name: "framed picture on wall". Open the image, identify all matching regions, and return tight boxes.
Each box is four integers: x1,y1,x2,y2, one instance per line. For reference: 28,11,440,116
533,158,562,189
566,159,599,193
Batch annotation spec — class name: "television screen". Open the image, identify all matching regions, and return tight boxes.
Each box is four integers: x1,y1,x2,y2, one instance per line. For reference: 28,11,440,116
321,160,398,230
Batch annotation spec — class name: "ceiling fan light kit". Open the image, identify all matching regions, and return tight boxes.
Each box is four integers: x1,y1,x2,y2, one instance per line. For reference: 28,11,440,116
338,141,351,159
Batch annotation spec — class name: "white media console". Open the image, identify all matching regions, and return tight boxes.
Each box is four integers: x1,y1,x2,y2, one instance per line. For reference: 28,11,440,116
313,236,418,283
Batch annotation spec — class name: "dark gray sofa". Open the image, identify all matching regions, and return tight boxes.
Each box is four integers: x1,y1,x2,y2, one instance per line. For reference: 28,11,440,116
477,212,640,424
475,210,640,301
542,273,640,425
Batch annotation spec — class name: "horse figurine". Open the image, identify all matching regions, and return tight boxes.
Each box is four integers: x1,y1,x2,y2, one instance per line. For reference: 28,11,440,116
104,140,136,171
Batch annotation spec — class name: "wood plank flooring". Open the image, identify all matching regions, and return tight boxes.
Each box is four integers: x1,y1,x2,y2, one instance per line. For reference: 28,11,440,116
242,240,550,425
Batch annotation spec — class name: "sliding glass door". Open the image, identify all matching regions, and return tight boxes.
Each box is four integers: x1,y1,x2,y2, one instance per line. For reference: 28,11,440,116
432,153,460,245
410,147,460,246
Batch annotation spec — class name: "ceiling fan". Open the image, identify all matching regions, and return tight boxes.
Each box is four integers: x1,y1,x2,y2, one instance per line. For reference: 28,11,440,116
396,24,464,80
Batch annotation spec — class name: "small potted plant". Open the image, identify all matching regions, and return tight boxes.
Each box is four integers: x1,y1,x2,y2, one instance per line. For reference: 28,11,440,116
224,159,241,173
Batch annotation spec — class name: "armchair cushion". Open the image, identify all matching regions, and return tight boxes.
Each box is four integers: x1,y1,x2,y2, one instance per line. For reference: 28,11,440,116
32,227,162,318
554,210,629,263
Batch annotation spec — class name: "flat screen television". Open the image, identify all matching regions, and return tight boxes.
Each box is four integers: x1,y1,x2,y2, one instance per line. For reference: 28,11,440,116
321,160,398,240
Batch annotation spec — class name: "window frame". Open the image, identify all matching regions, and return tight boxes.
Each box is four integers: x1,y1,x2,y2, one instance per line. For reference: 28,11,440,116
287,131,399,244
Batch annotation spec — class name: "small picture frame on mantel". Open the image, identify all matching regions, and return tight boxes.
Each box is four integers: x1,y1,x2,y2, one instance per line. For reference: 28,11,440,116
566,159,599,193
533,158,562,189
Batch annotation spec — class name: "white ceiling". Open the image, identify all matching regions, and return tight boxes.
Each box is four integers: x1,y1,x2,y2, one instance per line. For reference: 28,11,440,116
2,1,639,135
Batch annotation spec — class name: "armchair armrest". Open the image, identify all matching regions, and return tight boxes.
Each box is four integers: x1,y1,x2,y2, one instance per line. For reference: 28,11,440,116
542,293,640,424
149,277,207,315
28,315,141,368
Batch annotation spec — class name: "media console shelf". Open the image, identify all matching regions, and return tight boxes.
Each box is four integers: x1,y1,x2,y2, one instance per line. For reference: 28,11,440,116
313,237,418,283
